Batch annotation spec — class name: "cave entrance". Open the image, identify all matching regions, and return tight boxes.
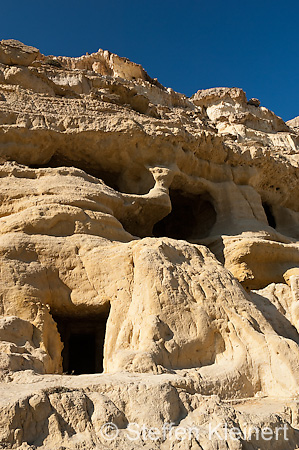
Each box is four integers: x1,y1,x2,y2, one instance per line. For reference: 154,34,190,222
153,189,216,240
53,312,109,375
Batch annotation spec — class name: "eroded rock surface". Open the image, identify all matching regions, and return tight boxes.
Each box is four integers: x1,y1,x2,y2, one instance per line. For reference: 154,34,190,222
0,40,298,449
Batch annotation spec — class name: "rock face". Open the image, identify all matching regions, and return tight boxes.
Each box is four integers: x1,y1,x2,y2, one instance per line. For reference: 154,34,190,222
288,115,299,132
0,40,299,449
0,39,40,66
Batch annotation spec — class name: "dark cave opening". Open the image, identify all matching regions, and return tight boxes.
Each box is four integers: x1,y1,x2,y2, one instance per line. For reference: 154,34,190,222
153,189,217,240
262,202,276,229
53,311,109,375
69,332,96,374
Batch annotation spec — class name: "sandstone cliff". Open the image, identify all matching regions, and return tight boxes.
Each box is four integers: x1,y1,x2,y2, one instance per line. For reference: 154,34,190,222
0,39,299,449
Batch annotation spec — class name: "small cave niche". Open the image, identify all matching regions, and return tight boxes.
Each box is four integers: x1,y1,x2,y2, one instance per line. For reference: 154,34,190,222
30,154,120,191
52,309,109,375
262,202,276,229
30,153,154,195
153,189,217,240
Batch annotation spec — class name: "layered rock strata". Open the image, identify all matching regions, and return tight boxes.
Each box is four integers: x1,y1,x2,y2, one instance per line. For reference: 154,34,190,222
0,39,298,449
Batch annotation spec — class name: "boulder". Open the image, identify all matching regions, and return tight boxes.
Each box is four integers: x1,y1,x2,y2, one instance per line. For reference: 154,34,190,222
0,39,39,66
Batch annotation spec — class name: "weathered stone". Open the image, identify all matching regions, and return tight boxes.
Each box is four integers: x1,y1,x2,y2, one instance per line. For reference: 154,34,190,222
247,97,261,107
0,39,39,66
0,41,298,449
287,115,299,131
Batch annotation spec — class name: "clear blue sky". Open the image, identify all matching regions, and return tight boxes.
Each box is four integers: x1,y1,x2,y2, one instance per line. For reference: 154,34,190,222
1,0,298,121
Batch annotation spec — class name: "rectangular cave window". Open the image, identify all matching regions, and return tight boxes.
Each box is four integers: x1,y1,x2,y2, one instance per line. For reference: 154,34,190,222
153,189,216,240
53,312,108,375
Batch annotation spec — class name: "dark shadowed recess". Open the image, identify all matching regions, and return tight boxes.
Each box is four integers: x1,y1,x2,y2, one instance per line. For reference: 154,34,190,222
52,307,110,375
153,189,217,240
262,202,276,228
30,153,154,195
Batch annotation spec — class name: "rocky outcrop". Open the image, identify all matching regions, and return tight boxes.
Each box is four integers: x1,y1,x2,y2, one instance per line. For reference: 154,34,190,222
288,116,299,132
0,40,298,449
0,39,40,66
